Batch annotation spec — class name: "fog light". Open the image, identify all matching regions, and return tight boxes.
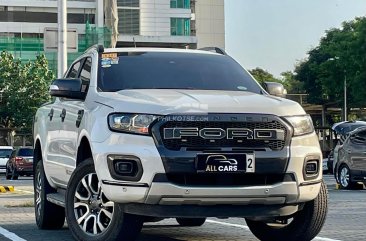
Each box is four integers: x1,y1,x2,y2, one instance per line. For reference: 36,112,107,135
306,162,318,175
107,155,143,181
115,161,134,175
114,160,137,176
303,157,320,180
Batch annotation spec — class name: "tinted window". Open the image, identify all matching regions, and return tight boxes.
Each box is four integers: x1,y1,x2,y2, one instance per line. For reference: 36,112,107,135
17,148,33,157
0,149,12,158
356,130,366,138
80,58,92,93
67,61,81,78
98,52,262,93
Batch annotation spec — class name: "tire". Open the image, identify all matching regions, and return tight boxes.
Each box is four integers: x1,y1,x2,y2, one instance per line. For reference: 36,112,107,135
176,218,206,227
246,181,328,241
11,166,19,180
65,158,143,241
34,161,66,229
5,166,11,180
338,164,355,189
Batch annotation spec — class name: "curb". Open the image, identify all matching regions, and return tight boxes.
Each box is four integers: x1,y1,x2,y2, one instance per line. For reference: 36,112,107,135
0,186,15,193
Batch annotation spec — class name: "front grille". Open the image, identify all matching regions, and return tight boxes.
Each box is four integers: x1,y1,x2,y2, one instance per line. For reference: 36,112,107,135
166,173,287,187
159,121,287,151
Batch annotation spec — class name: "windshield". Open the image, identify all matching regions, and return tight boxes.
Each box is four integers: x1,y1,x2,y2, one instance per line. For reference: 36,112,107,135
17,148,34,157
0,149,12,158
98,52,262,93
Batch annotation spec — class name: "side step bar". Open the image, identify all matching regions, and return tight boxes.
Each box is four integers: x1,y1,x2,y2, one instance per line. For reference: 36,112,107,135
47,192,66,207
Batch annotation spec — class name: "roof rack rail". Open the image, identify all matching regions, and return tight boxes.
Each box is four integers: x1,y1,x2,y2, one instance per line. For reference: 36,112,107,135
84,44,104,54
199,47,227,55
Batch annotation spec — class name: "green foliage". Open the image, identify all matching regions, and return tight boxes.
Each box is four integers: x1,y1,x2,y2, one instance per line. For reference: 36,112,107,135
249,68,305,94
295,17,366,107
280,71,305,94
249,67,281,85
0,52,53,131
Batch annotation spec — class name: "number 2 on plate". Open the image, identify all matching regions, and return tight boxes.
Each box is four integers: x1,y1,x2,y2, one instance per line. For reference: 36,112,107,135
246,154,255,173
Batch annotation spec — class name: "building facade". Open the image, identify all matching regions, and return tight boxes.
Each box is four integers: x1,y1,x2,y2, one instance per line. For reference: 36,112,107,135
0,0,224,49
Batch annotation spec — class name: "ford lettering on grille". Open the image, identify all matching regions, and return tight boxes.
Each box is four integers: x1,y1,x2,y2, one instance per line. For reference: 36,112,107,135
164,128,285,141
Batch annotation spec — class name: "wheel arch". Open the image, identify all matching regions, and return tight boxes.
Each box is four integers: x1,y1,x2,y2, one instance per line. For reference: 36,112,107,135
76,136,93,167
33,139,42,175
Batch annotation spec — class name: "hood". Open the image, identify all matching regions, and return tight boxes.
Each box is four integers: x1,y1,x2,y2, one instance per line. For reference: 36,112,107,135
0,157,9,164
97,89,306,116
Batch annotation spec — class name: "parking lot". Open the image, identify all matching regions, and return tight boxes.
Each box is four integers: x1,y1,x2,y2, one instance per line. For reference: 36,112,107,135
0,175,365,241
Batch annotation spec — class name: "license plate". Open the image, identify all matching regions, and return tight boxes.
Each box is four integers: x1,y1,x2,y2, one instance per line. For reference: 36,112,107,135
196,153,255,173
25,158,33,163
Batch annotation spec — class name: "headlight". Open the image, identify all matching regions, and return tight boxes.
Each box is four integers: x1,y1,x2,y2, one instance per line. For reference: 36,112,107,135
108,113,159,135
284,115,314,136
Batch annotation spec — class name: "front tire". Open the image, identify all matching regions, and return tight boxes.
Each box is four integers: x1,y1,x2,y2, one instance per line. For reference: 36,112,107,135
176,218,206,227
65,158,143,241
34,161,65,229
246,181,328,241
338,164,355,189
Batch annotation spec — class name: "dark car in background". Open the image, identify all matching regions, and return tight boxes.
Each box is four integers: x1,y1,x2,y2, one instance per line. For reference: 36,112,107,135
6,146,34,180
335,127,366,189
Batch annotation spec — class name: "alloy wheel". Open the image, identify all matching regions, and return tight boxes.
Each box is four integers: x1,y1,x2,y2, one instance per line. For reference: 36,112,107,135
73,173,114,236
340,167,349,188
35,170,42,218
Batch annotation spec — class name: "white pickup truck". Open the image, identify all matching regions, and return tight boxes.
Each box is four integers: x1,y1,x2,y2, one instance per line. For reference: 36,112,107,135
33,46,327,241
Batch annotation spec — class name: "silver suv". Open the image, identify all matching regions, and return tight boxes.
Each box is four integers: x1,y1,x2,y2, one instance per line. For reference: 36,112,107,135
33,46,327,241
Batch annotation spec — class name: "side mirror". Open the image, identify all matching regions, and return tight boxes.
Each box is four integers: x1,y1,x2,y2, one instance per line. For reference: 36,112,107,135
49,78,86,100
263,82,287,98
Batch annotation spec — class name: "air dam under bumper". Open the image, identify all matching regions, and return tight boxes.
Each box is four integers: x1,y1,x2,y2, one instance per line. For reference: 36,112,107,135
101,180,316,218
101,179,310,205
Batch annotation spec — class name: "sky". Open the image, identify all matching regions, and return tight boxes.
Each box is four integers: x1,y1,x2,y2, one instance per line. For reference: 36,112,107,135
225,0,366,77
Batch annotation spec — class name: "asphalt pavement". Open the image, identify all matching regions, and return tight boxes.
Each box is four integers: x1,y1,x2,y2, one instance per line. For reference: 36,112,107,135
0,175,365,241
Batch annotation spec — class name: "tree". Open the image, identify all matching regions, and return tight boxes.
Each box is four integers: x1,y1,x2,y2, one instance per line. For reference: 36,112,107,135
249,68,281,85
0,52,54,131
280,71,305,94
295,17,366,107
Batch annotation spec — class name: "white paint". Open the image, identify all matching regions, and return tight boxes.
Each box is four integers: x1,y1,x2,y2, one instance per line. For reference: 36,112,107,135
207,219,343,241
17,189,34,195
207,219,250,230
0,226,27,241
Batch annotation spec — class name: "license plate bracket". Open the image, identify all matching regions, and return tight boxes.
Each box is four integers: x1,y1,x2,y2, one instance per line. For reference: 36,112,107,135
196,153,255,173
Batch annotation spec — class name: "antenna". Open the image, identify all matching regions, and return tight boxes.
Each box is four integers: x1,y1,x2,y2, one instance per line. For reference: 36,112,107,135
133,37,137,48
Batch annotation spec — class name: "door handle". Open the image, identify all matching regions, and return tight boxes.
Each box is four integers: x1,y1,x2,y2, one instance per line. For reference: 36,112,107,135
60,109,66,122
48,108,54,121
76,110,84,128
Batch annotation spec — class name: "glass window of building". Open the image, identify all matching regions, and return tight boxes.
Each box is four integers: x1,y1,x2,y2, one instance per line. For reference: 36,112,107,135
117,0,139,7
170,0,190,9
117,0,140,35
171,18,190,36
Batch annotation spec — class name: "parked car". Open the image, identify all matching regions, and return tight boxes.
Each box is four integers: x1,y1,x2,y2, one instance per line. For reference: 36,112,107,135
335,126,366,189
32,46,327,241
6,146,34,180
0,146,13,174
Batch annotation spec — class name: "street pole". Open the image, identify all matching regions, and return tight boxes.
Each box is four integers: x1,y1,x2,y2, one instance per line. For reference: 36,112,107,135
57,0,67,78
344,73,347,121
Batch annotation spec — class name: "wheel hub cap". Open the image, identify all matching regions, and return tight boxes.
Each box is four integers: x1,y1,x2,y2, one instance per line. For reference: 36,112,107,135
340,167,349,187
73,173,114,236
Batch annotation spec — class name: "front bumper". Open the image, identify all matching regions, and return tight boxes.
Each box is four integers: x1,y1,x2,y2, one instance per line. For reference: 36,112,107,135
94,131,322,209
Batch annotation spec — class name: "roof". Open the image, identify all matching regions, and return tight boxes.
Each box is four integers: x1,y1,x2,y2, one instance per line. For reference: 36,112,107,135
0,146,13,149
102,47,220,56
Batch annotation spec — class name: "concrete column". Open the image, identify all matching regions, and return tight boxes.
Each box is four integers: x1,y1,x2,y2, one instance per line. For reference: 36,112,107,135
57,0,67,78
96,0,104,28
